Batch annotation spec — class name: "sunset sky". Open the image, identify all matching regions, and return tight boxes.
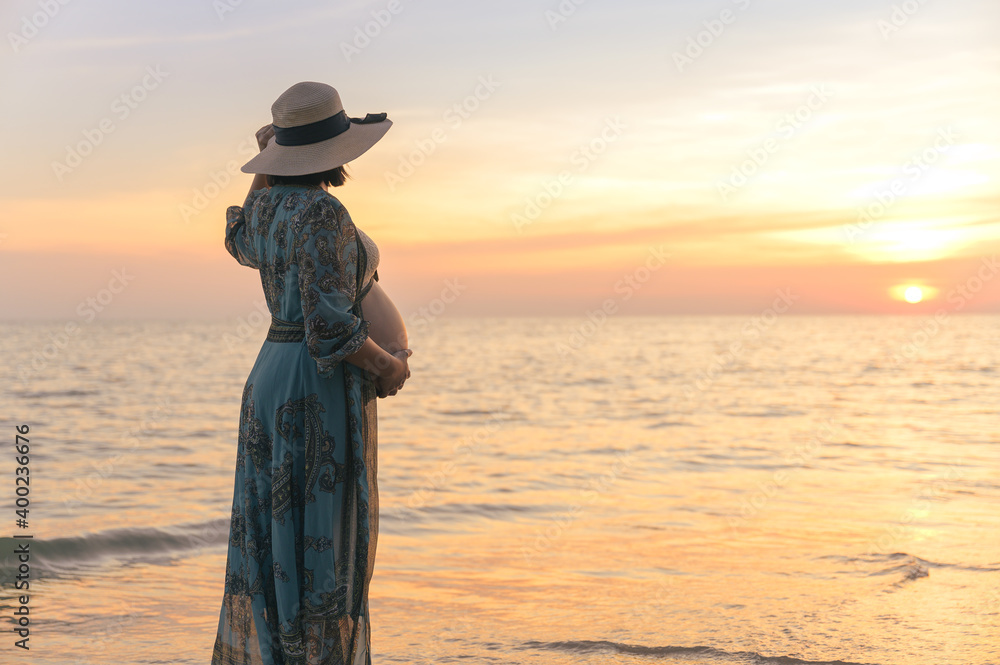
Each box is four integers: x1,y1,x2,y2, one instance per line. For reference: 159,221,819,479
1,0,998,319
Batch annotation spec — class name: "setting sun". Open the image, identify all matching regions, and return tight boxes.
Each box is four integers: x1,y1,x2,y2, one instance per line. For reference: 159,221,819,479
890,283,938,304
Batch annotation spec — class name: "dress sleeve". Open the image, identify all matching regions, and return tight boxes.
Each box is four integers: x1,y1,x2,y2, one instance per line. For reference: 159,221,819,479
294,196,370,378
224,188,265,268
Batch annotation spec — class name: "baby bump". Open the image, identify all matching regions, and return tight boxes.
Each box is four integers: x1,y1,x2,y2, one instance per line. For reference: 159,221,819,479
361,280,408,354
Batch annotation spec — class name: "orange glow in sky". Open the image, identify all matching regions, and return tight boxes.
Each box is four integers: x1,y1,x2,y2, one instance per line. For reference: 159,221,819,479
1,1,999,318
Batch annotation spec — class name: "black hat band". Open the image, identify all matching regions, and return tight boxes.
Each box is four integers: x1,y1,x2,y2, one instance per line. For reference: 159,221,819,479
273,111,388,147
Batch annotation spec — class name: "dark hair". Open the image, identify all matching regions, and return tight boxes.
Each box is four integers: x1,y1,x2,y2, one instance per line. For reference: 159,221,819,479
266,165,350,188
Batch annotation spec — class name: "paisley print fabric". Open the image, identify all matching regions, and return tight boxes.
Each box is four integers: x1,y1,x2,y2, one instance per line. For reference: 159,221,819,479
213,184,380,665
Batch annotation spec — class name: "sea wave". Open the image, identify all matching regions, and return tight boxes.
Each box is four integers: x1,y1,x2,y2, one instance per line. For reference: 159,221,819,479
0,517,229,582
520,639,879,664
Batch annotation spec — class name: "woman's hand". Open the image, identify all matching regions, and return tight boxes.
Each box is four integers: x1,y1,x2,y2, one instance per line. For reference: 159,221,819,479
255,124,275,152
244,124,275,197
376,349,412,398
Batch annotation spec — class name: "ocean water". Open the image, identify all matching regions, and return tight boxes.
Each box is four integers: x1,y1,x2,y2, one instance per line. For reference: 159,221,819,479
1,315,998,665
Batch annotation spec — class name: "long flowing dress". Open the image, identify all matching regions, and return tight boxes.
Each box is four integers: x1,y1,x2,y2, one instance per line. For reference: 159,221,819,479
212,184,381,665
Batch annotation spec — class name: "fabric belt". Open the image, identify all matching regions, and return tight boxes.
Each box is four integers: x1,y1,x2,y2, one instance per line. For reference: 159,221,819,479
267,316,305,343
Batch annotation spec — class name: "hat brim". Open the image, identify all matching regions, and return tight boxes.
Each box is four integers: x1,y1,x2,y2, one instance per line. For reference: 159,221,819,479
240,119,392,176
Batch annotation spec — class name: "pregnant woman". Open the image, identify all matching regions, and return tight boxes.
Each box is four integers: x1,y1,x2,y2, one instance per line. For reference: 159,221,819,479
212,82,410,665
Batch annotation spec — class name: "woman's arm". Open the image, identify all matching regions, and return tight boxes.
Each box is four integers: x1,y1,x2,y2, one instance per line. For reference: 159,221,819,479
244,125,273,202
225,126,273,266
344,338,409,384
294,196,410,397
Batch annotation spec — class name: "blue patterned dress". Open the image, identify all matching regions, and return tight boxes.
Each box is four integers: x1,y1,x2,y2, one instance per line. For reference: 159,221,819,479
212,184,380,665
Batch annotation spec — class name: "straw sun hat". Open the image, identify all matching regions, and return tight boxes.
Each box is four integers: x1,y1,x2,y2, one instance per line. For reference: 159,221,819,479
241,81,392,176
